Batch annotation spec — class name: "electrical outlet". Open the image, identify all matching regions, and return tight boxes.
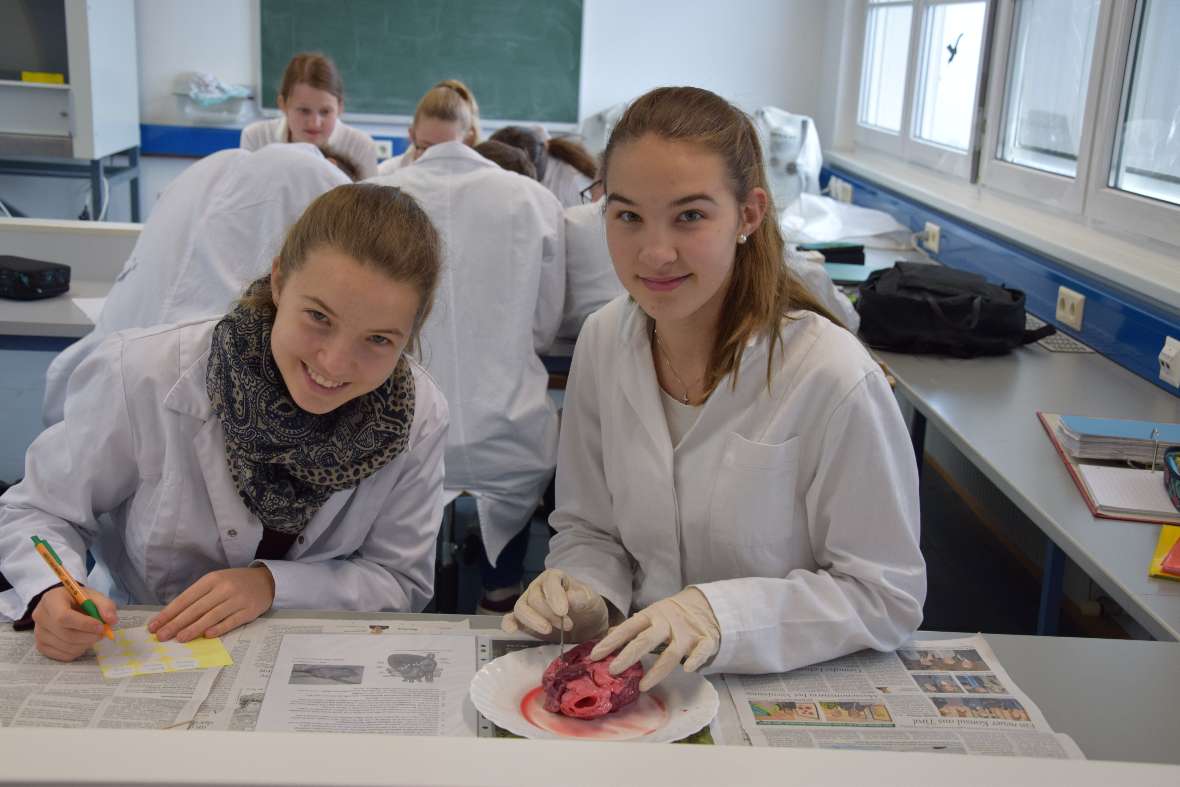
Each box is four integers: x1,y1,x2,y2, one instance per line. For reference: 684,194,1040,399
373,139,394,160
1055,285,1085,331
1160,336,1180,388
922,221,941,254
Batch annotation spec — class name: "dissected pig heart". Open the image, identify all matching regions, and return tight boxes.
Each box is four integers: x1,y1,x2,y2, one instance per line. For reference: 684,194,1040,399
540,640,644,719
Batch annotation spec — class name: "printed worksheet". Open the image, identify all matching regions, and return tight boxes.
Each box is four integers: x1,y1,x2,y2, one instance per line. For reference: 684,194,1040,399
256,633,478,736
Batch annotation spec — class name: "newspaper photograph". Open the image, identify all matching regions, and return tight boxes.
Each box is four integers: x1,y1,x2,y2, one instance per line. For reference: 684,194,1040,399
255,632,478,736
190,616,469,731
0,610,218,730
723,635,1084,759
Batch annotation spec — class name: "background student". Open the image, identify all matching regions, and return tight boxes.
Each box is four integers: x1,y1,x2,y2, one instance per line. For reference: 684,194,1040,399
371,139,564,614
41,143,352,426
241,52,379,179
377,79,481,175
489,126,597,208
474,140,537,179
503,87,925,690
0,185,448,660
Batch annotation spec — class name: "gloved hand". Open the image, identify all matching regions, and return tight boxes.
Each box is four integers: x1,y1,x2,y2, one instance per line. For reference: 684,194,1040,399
589,586,720,692
501,569,610,642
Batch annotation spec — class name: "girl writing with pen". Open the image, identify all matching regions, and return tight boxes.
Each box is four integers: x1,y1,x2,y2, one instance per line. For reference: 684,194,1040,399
0,184,447,661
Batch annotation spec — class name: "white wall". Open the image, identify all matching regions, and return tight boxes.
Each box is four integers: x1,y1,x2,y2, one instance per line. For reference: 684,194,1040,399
135,0,256,126
579,0,828,120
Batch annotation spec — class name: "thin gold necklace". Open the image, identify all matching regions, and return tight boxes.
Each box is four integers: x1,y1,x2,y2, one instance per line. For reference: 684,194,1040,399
653,327,700,406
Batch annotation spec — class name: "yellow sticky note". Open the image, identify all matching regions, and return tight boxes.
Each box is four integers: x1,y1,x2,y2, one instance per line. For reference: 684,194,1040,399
94,625,233,679
21,71,65,85
1148,525,1180,582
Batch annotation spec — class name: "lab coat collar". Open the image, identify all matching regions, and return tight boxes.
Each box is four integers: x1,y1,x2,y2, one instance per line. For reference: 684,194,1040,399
613,300,817,431
162,327,217,421
615,300,677,456
414,141,496,168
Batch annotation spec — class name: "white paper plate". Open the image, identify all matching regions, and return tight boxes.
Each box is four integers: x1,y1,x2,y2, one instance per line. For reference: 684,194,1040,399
469,644,718,743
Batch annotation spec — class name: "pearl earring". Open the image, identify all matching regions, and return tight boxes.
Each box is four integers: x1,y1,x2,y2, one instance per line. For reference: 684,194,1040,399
737,234,748,244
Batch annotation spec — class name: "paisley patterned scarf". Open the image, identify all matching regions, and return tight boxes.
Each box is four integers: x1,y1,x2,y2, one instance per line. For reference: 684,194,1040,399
205,277,415,534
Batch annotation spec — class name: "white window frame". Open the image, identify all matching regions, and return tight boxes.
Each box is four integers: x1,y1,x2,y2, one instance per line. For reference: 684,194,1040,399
907,0,994,178
854,0,993,180
979,0,1112,214
1085,0,1180,248
854,0,915,158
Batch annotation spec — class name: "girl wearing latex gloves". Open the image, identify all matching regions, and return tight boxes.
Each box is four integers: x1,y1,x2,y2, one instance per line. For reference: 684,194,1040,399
503,87,926,690
0,184,449,659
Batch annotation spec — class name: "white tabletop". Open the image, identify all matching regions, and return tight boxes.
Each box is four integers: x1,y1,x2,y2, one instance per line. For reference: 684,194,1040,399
0,279,111,338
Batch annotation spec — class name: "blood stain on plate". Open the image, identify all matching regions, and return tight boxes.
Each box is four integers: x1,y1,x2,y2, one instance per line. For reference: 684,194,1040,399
520,686,667,740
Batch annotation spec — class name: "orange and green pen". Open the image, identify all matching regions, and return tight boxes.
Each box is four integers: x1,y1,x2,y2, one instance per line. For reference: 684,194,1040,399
30,535,114,640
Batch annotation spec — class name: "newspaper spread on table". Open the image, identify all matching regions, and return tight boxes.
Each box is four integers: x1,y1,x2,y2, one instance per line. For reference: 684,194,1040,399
0,610,217,730
717,635,1084,759
0,618,1086,759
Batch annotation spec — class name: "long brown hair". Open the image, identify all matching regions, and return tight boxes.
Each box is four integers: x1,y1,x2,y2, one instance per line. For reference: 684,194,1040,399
601,86,840,395
243,184,442,349
414,79,481,145
279,52,344,104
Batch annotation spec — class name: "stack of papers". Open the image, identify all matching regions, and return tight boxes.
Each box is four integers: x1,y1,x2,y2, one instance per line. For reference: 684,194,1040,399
1057,416,1180,465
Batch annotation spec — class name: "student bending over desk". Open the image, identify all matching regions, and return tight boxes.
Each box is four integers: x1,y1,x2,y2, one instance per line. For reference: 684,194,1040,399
0,184,447,661
376,79,481,175
503,87,926,690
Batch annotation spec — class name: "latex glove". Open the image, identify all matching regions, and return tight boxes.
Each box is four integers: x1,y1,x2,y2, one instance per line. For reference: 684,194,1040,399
501,569,610,642
32,585,119,662
590,586,720,692
149,566,275,643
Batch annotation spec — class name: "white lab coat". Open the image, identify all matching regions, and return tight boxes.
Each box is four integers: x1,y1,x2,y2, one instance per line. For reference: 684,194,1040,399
42,144,349,426
542,157,594,209
557,199,624,341
369,142,565,563
376,150,411,176
547,297,926,675
240,116,379,179
1,319,447,620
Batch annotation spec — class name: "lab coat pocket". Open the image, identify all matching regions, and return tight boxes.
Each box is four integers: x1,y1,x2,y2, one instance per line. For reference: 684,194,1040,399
708,432,799,550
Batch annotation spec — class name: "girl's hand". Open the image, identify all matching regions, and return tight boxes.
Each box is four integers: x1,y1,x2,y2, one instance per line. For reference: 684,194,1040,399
149,566,275,643
32,586,118,662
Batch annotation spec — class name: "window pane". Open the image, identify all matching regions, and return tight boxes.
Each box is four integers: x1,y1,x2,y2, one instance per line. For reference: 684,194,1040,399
913,1,987,151
859,2,913,133
1111,0,1180,206
999,0,1100,177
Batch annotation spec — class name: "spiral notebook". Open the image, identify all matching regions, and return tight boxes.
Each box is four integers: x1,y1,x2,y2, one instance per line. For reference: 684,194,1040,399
1037,412,1180,525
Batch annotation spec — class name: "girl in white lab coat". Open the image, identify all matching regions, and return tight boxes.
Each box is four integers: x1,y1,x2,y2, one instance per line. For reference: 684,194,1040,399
376,79,481,175
0,184,448,661
503,87,926,689
241,52,379,179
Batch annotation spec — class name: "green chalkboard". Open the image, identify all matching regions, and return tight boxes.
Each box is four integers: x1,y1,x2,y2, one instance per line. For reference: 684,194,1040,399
260,0,582,123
